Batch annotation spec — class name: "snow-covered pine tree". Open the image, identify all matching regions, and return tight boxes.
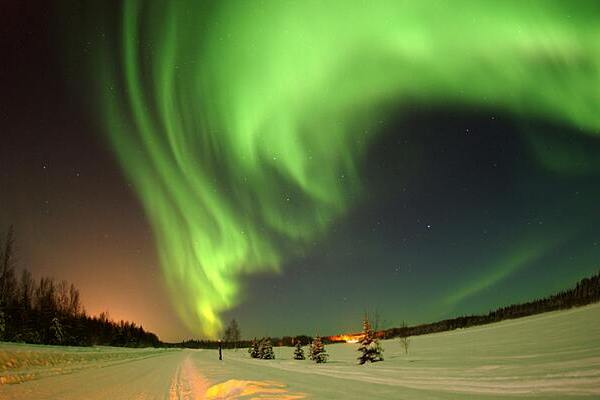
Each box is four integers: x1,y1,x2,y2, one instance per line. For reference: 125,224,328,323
309,336,328,363
248,338,260,358
293,340,305,360
260,337,275,359
357,314,384,364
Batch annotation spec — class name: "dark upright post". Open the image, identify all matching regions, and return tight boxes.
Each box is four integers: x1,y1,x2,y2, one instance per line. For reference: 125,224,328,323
219,340,223,360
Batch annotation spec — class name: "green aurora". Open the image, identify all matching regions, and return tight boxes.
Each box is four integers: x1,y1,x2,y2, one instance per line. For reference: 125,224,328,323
91,0,600,337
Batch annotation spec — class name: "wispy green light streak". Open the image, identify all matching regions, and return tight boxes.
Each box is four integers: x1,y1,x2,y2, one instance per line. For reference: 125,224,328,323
92,0,600,337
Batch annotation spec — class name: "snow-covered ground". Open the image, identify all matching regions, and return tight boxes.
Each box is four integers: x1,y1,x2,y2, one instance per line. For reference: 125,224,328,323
1,303,599,399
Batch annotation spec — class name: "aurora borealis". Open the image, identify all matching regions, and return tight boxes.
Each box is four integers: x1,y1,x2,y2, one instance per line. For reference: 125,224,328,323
2,1,599,341
93,0,600,337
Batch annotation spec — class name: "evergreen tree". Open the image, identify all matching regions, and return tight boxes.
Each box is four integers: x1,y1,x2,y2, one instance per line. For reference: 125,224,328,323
357,314,384,364
293,340,305,360
248,337,260,358
259,337,275,359
309,336,328,363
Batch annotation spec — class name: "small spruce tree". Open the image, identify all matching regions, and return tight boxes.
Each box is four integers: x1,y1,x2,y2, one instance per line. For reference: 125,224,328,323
293,340,305,360
309,336,328,363
260,337,275,359
248,337,260,358
357,314,384,364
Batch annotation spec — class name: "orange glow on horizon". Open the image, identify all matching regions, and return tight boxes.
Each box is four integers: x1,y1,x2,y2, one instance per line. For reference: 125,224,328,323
327,333,364,343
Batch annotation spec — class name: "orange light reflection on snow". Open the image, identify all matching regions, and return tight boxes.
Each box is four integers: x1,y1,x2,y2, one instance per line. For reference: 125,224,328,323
205,379,305,399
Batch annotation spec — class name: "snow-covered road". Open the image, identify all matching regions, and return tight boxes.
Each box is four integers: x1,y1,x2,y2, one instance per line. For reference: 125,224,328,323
2,303,600,399
0,348,307,399
1,349,192,399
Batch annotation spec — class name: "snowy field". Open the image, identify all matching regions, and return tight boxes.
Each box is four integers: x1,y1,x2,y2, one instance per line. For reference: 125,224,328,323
1,303,599,399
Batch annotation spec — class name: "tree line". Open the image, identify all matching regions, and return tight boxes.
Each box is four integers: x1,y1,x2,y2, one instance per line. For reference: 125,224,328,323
170,334,314,349
0,227,160,347
171,270,600,350
383,270,600,340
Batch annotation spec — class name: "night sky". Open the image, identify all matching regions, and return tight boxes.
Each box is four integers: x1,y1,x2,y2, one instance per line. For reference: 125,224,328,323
1,1,599,342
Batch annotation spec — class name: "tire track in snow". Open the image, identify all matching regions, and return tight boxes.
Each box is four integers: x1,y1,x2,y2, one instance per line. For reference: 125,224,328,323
168,353,210,400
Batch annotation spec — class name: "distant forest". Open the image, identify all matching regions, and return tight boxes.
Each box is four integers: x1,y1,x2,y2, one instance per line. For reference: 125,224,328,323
174,271,600,349
380,271,600,340
0,227,159,347
169,335,314,350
